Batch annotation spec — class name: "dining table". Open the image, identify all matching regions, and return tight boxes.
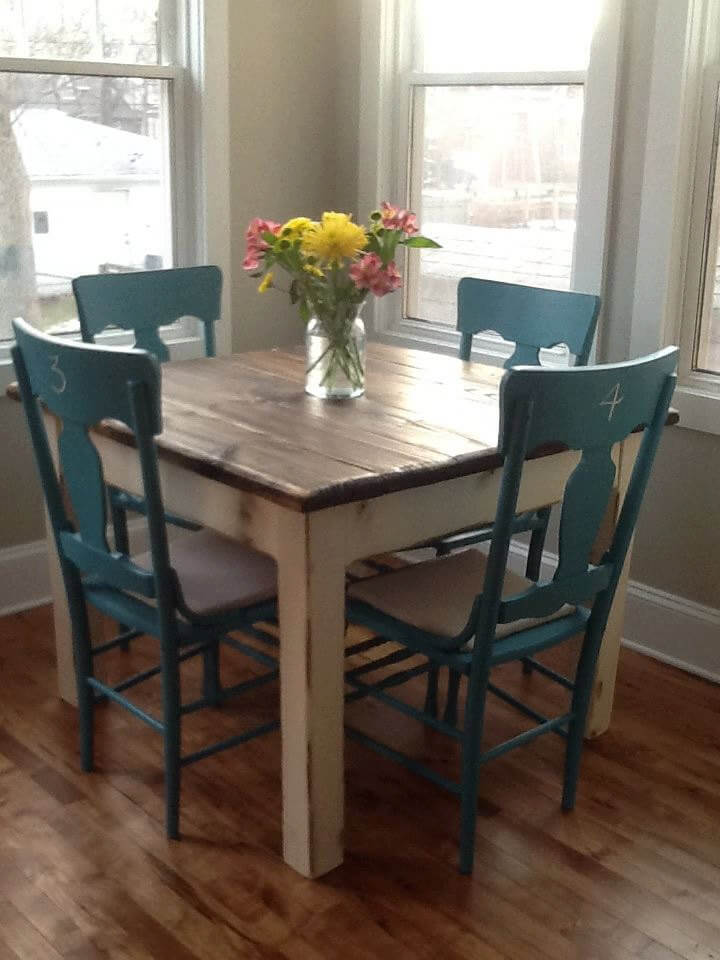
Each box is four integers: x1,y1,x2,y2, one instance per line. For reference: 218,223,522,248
9,342,675,879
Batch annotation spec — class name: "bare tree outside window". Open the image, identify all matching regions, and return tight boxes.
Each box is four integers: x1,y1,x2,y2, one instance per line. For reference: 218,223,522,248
0,73,41,329
0,0,169,341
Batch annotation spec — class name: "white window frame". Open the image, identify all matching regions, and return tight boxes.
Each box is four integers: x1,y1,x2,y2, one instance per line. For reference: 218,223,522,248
0,0,232,388
359,0,623,367
634,0,720,435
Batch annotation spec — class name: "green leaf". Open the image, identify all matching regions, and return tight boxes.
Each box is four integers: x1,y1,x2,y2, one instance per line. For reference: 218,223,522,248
400,236,442,249
289,279,300,304
262,231,278,245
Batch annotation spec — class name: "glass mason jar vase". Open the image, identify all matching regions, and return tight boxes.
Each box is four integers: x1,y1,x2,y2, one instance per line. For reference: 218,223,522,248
305,302,366,399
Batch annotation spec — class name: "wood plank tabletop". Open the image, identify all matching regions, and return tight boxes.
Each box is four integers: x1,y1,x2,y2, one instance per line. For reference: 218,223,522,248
6,342,679,512
134,343,507,511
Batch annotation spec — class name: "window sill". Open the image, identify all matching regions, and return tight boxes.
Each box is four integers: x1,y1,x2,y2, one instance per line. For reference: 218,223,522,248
672,384,720,435
0,334,206,393
375,315,574,369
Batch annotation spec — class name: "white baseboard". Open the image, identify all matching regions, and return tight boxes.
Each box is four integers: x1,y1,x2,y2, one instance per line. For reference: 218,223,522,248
0,538,52,616
506,541,720,685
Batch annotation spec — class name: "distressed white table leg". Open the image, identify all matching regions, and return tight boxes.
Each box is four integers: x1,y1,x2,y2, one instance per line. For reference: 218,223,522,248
44,412,105,705
587,544,633,737
276,507,347,878
44,506,78,705
587,432,642,736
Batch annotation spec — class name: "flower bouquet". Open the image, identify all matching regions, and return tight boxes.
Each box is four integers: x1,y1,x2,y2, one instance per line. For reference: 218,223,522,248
244,204,440,398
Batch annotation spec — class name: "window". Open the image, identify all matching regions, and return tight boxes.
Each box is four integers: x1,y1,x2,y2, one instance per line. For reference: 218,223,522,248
681,58,720,392
639,0,720,434
0,0,191,347
364,0,622,362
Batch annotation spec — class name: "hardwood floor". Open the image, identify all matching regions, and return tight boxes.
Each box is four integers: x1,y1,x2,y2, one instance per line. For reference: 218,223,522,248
1,604,719,959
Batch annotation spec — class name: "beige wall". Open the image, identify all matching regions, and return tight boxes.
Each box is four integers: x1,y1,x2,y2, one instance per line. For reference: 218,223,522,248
633,428,720,604
599,0,720,607
2,0,719,614
229,0,356,353
0,396,44,546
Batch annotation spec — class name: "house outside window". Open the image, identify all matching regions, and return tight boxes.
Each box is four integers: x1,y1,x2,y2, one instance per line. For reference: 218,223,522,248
0,1,196,347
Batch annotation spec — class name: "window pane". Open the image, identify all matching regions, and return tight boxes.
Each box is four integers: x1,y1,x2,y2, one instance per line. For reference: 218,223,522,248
696,217,720,375
406,84,583,326
0,0,160,64
414,0,601,73
0,72,172,340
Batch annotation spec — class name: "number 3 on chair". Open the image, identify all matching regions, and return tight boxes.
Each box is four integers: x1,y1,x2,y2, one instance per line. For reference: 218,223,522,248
49,355,67,394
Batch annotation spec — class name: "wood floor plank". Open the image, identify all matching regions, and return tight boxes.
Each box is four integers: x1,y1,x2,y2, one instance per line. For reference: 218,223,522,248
0,606,718,960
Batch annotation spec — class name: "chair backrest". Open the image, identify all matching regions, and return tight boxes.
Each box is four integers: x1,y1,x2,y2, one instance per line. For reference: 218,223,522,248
11,317,171,603
72,265,222,362
470,347,678,654
457,277,600,366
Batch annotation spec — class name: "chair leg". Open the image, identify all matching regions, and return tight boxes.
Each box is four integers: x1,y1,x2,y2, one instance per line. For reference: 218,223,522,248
110,494,131,651
202,640,222,707
160,630,182,840
164,718,181,840
424,666,440,718
443,669,462,727
70,589,95,773
562,625,602,811
459,667,490,874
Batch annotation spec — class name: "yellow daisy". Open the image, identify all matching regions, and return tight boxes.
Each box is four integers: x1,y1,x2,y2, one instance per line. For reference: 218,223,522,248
301,212,368,265
281,217,313,240
303,264,324,278
258,272,274,294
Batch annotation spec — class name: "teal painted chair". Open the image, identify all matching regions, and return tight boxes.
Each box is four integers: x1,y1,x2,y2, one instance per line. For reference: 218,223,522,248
73,265,221,534
422,278,601,719
346,346,678,874
73,265,220,360
12,318,279,839
73,266,222,643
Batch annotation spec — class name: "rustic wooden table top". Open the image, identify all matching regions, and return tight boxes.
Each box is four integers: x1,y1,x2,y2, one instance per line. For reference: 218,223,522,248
133,343,507,511
7,342,678,513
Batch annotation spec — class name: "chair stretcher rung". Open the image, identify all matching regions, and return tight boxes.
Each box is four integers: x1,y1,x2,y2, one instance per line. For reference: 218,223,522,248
479,713,572,764
346,674,462,739
345,662,432,703
180,669,278,716
87,677,164,732
239,624,280,648
181,720,279,766
221,634,277,668
487,681,551,727
345,647,415,679
91,629,143,657
345,636,389,657
522,657,575,690
109,641,210,696
346,725,462,794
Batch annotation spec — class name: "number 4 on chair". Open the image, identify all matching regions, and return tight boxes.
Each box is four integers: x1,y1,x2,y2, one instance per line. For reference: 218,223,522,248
600,383,623,421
